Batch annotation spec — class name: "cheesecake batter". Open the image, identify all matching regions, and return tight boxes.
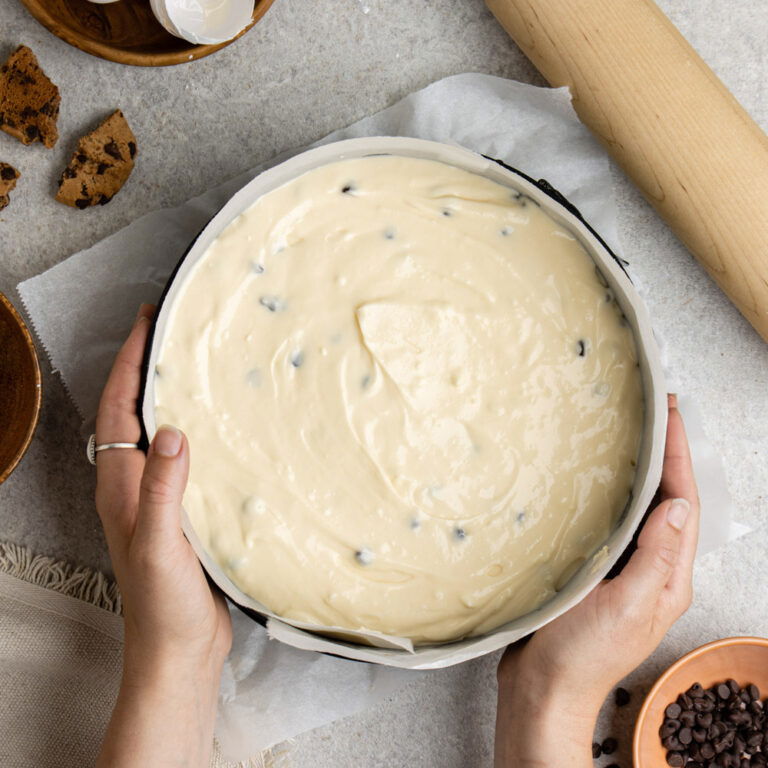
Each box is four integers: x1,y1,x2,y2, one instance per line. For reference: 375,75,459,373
154,155,643,645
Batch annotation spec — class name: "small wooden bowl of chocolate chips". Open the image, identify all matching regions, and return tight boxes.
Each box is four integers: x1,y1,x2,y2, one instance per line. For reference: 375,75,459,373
634,637,768,768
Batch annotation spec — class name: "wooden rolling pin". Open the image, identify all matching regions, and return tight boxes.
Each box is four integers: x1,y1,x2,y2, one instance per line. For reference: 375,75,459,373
486,0,768,342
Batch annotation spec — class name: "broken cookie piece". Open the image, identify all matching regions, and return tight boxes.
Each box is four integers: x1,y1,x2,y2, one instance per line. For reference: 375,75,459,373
0,45,61,148
0,162,20,211
56,110,137,209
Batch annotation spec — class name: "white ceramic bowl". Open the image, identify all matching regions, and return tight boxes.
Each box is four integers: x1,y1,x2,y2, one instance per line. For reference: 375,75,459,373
141,137,666,669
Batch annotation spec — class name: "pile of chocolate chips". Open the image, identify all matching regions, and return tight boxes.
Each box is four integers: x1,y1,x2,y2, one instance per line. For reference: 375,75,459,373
660,680,768,767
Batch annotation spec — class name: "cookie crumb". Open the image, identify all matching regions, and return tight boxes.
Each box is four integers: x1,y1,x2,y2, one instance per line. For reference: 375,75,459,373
0,46,60,148
56,110,137,209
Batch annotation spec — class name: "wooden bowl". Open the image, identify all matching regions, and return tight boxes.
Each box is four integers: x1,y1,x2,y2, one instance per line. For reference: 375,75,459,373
19,0,276,67
0,292,41,484
634,636,768,766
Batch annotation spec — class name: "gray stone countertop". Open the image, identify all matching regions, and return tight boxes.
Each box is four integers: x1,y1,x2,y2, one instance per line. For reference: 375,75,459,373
1,1,766,766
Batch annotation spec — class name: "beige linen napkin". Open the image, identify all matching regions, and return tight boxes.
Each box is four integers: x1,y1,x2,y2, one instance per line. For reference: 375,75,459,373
0,542,276,768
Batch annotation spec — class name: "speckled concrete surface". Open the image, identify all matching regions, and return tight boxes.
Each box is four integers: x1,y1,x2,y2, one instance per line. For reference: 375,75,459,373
0,1,766,766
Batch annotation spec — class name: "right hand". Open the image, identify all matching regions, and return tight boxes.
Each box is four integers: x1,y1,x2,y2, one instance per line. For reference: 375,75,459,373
496,393,700,766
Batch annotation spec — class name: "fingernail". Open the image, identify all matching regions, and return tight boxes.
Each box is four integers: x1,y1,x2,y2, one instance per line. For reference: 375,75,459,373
154,425,183,457
667,498,690,530
133,304,153,327
668,393,678,409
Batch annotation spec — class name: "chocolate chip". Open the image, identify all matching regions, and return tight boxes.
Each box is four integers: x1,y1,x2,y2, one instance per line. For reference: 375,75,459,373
104,140,122,160
605,764,620,768
601,737,617,754
0,166,16,180
717,684,731,700
98,194,112,206
681,710,696,727
341,183,354,194
576,339,588,357
290,350,304,368
441,208,452,217
748,684,760,700
259,295,283,312
666,752,685,767
700,743,715,759
354,548,373,566
591,742,602,758
615,687,631,707
662,735,683,750
128,141,136,159
96,163,109,175
251,263,265,274
453,527,467,541
25,124,38,140
660,720,680,737
678,727,693,745
76,153,87,163
688,683,704,698
75,198,90,209
63,167,76,179
678,693,694,710
666,703,683,720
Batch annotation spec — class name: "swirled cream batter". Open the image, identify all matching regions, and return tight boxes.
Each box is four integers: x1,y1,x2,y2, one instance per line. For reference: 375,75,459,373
154,155,643,645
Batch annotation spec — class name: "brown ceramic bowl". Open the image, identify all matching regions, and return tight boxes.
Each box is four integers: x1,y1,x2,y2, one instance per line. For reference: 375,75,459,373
20,0,276,67
634,636,768,766
0,292,41,484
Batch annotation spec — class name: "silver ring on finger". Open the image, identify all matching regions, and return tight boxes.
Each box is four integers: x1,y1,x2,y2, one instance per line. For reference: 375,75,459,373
87,433,140,465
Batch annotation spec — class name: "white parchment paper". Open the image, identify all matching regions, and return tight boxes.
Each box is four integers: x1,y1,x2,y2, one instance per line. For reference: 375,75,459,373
16,73,747,760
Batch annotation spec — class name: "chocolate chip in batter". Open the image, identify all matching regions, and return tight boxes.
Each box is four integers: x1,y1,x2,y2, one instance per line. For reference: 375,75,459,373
500,226,512,236
361,374,371,389
290,350,304,368
341,183,355,194
251,262,265,274
441,208,453,217
516,511,526,523
576,339,589,357
410,517,421,531
259,295,284,312
453,527,467,541
383,227,396,240
355,548,373,566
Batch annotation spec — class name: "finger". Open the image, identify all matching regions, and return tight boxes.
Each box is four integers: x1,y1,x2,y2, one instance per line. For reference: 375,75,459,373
662,398,701,602
95,305,155,550
661,395,699,508
611,496,691,609
135,425,190,548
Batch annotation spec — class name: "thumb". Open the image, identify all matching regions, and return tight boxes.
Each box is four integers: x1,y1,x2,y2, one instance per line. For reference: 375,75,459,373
611,497,691,607
136,425,190,544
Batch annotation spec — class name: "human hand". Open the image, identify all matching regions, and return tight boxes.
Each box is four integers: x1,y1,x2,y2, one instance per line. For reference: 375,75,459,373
495,394,700,767
95,304,231,768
